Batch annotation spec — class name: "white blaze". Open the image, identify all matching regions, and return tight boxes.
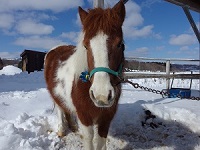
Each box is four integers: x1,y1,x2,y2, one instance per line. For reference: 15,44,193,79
89,32,115,106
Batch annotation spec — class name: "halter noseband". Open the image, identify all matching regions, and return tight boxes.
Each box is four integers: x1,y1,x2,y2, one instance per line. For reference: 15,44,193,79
80,64,122,82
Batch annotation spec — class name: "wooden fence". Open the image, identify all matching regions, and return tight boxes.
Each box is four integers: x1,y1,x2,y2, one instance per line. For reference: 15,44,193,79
123,57,200,89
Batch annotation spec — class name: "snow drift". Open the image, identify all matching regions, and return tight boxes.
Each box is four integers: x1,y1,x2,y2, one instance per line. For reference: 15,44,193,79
0,66,200,150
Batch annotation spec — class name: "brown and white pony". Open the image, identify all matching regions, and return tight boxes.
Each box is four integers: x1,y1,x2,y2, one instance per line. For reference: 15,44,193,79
44,1,125,150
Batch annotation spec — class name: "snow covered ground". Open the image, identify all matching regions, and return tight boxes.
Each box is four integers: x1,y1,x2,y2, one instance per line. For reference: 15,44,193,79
0,66,200,150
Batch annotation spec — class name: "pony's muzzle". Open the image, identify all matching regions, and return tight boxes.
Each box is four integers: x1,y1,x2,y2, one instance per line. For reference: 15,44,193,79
89,89,115,107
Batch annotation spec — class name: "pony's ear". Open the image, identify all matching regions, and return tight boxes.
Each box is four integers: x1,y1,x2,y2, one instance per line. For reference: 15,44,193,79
112,1,126,24
78,7,88,25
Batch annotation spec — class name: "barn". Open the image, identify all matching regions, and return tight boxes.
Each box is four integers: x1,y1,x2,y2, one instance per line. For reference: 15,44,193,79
20,50,46,73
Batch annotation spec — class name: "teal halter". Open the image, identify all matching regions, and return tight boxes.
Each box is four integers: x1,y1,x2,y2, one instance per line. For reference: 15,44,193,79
80,64,123,82
90,64,122,79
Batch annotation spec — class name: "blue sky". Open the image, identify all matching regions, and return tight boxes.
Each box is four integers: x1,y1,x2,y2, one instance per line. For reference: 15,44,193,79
0,0,199,60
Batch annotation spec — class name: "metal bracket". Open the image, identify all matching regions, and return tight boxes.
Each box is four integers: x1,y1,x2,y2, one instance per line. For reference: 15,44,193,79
182,6,200,43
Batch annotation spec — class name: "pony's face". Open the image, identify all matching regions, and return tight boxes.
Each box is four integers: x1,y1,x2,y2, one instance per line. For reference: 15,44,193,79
79,1,125,107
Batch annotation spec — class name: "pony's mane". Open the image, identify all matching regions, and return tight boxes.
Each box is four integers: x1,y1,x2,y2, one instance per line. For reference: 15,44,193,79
83,7,123,39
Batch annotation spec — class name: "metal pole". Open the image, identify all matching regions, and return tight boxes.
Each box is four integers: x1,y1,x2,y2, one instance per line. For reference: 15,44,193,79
94,0,129,8
182,6,200,43
189,71,193,89
171,72,175,88
166,60,171,90
94,0,104,8
122,0,129,4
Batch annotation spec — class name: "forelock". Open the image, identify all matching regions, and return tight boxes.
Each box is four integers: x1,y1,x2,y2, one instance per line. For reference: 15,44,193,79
82,7,123,40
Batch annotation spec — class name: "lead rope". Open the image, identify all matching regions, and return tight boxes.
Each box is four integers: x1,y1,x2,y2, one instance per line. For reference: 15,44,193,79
119,78,200,101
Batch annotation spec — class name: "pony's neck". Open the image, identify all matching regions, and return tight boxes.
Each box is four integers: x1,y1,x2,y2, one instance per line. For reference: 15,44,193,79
73,32,88,81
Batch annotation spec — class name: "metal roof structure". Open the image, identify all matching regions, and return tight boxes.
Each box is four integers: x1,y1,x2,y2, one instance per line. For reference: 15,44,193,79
165,0,200,13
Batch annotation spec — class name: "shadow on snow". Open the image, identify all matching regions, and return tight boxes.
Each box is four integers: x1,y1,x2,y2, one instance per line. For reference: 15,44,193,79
110,98,200,150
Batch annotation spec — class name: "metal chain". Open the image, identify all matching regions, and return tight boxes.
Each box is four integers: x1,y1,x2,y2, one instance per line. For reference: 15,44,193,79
121,79,200,101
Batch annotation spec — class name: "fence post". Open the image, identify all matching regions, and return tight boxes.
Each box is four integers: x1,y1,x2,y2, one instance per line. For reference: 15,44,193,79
166,60,170,90
94,0,104,8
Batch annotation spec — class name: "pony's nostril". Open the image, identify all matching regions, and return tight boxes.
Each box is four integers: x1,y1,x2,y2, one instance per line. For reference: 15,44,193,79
90,90,95,100
108,90,112,101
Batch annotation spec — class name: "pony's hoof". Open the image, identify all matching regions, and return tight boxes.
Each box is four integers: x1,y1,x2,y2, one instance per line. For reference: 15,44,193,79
70,125,78,133
47,129,53,134
57,131,66,137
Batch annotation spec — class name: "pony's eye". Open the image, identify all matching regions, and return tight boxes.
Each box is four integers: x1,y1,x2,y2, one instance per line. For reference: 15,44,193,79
84,45,87,49
117,41,125,50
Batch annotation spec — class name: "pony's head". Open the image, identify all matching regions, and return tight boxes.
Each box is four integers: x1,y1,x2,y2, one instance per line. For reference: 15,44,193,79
79,1,125,107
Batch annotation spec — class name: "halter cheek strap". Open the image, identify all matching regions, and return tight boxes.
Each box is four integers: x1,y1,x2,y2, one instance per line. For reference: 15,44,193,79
80,64,123,82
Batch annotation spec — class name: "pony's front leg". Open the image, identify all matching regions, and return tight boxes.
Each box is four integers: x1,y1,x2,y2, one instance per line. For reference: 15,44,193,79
93,125,107,150
78,121,94,150
56,105,67,137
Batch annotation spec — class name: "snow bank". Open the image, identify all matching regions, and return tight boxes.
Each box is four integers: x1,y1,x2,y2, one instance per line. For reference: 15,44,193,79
0,71,45,92
0,65,22,75
0,70,200,149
